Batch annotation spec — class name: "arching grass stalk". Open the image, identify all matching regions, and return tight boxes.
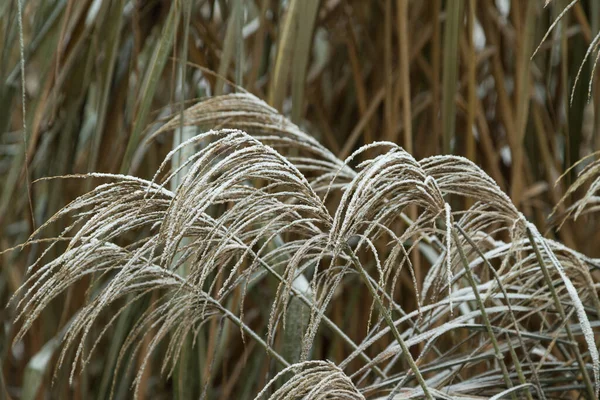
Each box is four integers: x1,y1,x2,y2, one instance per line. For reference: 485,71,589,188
524,226,597,399
451,229,516,399
345,247,433,400
250,249,387,378
456,225,539,400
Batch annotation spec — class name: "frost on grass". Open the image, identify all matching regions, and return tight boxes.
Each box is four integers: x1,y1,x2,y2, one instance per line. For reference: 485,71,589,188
12,93,600,399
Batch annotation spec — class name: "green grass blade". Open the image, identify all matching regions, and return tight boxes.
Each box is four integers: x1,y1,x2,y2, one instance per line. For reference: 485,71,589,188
441,0,463,154
290,0,319,123
120,0,181,174
269,0,299,111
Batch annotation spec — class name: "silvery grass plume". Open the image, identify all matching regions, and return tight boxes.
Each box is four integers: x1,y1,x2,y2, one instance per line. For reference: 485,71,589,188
11,93,600,399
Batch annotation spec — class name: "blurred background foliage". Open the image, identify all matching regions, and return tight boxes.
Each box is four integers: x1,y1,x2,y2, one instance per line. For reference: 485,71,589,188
1,0,600,398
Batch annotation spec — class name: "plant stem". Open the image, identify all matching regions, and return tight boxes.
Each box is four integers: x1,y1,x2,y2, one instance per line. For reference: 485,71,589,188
346,249,433,399
525,227,596,399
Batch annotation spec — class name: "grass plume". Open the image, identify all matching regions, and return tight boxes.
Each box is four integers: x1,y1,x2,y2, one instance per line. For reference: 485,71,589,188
9,93,600,398
3,1,600,398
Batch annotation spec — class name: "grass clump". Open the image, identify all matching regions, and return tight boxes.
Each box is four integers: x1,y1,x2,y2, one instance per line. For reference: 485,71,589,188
9,93,600,399
3,1,600,399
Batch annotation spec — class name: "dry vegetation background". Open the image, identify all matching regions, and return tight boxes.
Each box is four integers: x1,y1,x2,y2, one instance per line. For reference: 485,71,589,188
2,0,600,399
